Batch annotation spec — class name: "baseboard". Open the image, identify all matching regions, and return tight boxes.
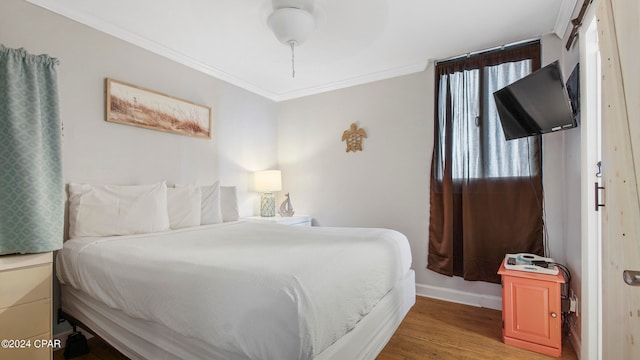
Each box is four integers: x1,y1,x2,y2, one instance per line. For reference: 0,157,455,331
53,328,93,349
415,283,502,310
569,324,581,359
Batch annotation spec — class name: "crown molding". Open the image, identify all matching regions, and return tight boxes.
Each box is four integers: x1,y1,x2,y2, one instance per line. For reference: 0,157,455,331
26,0,428,102
271,62,428,102
25,0,279,100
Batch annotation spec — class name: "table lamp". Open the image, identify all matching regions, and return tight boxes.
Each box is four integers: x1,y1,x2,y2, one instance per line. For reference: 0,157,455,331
254,170,282,217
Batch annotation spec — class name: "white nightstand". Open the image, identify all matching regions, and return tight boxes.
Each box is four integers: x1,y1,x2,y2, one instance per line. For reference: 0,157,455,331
244,215,312,227
0,252,53,360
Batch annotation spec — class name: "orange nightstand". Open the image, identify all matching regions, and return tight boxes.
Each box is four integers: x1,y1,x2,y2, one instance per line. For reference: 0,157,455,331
498,259,565,357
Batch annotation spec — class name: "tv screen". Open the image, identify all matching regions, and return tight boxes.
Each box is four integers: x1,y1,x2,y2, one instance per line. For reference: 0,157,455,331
493,61,577,140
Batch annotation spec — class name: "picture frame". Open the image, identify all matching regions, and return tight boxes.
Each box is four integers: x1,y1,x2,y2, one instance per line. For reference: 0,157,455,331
105,78,212,139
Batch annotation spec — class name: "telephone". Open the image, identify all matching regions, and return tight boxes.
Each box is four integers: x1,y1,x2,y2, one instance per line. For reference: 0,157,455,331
504,253,559,275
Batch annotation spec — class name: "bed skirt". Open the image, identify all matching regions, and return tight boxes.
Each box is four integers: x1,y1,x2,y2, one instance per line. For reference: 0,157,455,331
61,270,415,360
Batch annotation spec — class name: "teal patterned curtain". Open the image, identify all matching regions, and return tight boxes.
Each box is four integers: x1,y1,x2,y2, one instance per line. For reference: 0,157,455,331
0,45,63,255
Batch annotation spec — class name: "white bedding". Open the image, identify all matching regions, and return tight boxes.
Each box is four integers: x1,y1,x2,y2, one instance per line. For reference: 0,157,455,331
57,221,412,360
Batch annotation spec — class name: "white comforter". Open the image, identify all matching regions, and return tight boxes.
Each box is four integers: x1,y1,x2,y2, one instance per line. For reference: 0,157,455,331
56,221,412,360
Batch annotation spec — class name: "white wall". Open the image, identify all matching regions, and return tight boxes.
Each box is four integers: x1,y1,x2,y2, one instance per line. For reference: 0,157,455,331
541,33,581,267
278,36,578,308
541,34,567,264
0,0,278,335
558,2,586,353
541,29,583,350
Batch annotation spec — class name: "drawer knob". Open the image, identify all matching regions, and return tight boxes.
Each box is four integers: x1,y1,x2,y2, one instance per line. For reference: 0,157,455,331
550,312,558,318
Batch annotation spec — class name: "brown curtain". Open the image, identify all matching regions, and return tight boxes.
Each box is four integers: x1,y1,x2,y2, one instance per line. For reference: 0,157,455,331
427,42,544,283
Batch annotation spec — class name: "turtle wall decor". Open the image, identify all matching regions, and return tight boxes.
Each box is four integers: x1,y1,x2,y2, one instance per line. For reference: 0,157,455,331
341,123,367,152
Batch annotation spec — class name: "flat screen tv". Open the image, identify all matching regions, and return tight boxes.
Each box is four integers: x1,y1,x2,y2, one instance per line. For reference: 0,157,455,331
493,61,578,140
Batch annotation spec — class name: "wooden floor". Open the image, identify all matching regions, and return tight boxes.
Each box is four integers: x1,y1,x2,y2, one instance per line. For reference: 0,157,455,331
54,296,577,360
378,296,577,360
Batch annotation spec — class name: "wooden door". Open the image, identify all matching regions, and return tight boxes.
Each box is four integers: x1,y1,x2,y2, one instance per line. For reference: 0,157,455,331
597,0,640,358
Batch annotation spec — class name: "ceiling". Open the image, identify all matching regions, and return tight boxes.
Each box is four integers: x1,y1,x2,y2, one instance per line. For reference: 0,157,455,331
27,0,577,102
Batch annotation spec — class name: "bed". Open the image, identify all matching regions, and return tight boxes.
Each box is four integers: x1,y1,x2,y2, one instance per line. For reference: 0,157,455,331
56,220,415,360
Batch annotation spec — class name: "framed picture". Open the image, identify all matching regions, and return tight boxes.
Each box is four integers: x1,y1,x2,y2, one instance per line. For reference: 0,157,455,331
105,78,211,139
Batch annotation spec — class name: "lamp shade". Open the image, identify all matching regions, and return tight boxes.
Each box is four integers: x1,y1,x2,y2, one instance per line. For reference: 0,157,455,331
254,170,282,192
267,7,315,46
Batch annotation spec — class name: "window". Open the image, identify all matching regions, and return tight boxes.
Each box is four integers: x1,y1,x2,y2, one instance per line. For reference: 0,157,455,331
428,42,544,283
434,43,541,180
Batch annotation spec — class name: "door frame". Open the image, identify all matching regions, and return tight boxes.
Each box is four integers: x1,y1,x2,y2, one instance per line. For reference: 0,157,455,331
579,7,602,359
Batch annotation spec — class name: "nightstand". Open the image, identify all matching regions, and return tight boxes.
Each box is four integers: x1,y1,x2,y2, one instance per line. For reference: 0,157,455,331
244,215,312,227
498,259,565,357
0,252,53,360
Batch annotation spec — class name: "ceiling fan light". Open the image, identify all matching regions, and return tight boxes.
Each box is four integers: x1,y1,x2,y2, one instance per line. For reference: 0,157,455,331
267,7,315,46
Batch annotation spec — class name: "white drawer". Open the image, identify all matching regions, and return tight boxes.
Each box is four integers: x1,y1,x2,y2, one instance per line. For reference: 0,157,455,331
0,264,51,309
0,298,51,340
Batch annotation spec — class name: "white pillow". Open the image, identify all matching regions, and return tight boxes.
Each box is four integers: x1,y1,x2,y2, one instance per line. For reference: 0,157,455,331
167,186,202,229
200,182,222,225
220,186,239,222
68,182,170,239
176,182,222,225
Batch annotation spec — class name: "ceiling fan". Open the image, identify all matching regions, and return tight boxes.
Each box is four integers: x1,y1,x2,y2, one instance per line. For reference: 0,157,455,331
266,0,317,77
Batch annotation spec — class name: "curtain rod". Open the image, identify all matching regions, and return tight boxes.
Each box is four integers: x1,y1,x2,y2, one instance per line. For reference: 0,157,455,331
436,38,540,65
565,0,594,50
